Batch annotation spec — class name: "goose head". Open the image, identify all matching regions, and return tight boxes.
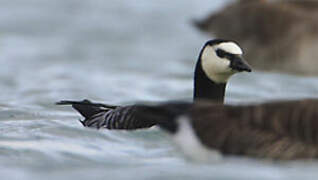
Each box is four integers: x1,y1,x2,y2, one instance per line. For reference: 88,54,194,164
199,39,252,83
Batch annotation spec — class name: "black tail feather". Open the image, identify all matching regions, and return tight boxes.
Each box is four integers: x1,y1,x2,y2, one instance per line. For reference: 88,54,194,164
56,99,117,119
56,99,117,109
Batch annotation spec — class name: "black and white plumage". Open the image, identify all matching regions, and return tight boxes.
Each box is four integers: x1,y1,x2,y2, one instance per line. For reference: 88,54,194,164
194,39,251,101
56,100,156,129
57,39,251,130
56,100,191,130
146,99,318,161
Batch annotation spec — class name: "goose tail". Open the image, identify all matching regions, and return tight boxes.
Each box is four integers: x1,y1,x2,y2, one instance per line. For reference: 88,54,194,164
56,99,116,120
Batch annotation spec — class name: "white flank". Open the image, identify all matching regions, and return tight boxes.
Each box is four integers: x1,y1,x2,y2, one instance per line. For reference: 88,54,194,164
172,115,222,162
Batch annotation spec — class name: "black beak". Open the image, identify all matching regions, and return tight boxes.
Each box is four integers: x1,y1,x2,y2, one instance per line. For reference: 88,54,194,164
230,55,252,72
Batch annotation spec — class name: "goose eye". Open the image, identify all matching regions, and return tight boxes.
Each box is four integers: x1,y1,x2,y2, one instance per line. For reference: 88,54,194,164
216,49,226,58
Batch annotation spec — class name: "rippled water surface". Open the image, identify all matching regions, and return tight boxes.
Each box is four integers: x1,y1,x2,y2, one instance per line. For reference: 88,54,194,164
1,0,318,179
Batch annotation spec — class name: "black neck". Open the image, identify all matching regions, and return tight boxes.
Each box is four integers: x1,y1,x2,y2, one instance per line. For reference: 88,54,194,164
193,59,226,103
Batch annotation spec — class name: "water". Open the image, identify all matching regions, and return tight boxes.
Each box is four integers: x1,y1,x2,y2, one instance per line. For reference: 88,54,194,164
1,0,318,179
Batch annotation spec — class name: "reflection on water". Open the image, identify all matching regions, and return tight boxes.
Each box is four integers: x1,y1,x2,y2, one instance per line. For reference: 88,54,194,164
0,0,318,180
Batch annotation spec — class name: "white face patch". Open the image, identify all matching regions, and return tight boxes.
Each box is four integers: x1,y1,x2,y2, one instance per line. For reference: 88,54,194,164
201,46,235,83
215,42,243,55
171,115,222,162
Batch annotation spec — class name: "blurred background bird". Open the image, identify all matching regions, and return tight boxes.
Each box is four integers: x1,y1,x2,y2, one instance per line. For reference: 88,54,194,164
194,0,318,75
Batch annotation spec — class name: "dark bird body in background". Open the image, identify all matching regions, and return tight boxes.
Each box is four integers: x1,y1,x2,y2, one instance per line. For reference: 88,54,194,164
194,0,318,75
137,99,318,160
57,39,251,130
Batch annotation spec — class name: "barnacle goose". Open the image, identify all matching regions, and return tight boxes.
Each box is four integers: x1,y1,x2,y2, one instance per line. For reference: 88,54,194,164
135,99,318,161
56,39,251,130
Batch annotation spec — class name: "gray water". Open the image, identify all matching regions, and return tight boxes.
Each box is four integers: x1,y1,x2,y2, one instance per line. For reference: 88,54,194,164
1,0,318,179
